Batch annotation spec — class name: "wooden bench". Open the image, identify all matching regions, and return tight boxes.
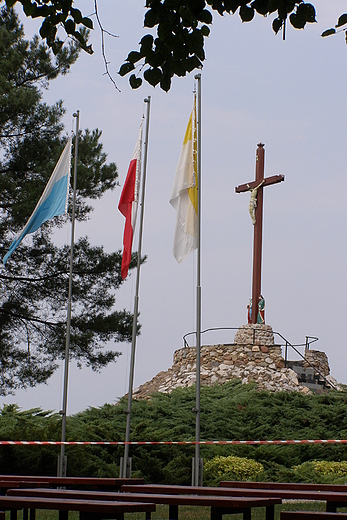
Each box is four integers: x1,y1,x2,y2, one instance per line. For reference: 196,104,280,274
281,512,347,520
0,480,46,496
121,483,347,513
220,481,347,492
0,495,155,520
7,487,281,520
0,475,143,491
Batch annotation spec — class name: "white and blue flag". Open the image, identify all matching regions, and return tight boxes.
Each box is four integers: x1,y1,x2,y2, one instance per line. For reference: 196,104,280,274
3,137,72,265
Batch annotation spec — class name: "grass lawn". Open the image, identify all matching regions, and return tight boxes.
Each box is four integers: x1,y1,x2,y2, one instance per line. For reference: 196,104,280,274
4,502,346,520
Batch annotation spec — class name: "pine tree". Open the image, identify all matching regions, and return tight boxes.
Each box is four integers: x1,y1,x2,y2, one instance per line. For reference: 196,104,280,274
0,7,137,395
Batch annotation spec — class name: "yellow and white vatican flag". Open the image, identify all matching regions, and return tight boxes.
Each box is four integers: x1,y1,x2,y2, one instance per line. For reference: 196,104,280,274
169,96,198,263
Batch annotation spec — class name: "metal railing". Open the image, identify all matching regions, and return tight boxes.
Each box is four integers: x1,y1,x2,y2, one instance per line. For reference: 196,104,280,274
182,327,336,390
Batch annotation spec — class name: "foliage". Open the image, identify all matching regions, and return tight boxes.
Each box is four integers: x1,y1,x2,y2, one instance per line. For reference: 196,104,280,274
321,13,347,43
4,0,330,92
204,454,265,485
0,7,139,395
2,382,347,482
293,460,347,484
0,404,61,475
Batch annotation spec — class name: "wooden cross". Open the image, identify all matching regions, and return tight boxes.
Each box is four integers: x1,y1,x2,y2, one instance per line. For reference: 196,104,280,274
235,143,284,324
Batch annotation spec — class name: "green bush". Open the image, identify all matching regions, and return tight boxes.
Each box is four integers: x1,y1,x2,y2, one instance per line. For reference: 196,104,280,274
204,455,265,485
2,382,347,482
293,460,347,483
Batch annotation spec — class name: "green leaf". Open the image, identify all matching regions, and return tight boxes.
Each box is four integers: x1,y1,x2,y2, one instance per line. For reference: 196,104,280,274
144,8,159,28
289,13,305,30
187,28,204,56
285,1,296,14
303,3,316,23
22,1,36,16
198,9,213,24
82,17,93,30
64,19,76,35
160,75,171,92
143,67,162,86
126,51,142,64
321,28,336,38
52,41,63,55
267,0,279,15
74,31,92,53
171,59,187,76
140,34,154,55
129,74,142,89
184,55,201,72
251,0,268,17
147,51,165,68
39,20,53,39
239,5,254,23
201,24,210,36
272,17,282,34
118,62,135,77
296,3,316,24
209,0,226,16
158,20,173,39
336,14,347,28
71,8,83,24
191,0,206,16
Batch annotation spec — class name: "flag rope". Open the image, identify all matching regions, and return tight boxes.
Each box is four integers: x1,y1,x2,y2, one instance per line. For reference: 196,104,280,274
0,439,346,446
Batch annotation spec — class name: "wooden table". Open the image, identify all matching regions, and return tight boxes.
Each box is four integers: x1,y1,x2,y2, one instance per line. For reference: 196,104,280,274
7,487,281,520
0,481,44,496
0,495,155,520
0,475,143,490
220,481,347,492
121,483,347,513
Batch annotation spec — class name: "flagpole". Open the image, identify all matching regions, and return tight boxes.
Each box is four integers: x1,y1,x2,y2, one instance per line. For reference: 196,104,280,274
194,73,202,486
58,110,79,477
122,97,151,478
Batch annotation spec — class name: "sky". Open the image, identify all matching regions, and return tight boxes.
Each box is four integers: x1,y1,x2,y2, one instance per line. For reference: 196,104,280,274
1,0,347,415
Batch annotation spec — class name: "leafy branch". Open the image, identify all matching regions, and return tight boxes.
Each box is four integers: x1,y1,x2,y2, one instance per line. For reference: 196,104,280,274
7,0,318,92
321,13,347,43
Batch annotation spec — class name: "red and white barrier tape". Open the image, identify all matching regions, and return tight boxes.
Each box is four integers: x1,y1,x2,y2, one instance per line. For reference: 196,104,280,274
0,439,346,446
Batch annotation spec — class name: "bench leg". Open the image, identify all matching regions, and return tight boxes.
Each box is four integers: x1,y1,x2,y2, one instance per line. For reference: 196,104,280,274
211,507,222,520
169,504,178,520
266,505,275,520
59,511,69,520
145,513,152,520
29,508,36,520
10,509,17,520
326,502,337,513
242,509,251,520
0,511,4,520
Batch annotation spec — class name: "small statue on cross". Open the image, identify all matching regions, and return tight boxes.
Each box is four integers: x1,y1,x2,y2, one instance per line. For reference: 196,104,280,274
257,295,265,324
247,180,265,225
247,298,252,324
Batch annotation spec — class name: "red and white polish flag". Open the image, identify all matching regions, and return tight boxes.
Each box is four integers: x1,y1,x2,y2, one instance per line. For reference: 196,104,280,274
118,122,143,279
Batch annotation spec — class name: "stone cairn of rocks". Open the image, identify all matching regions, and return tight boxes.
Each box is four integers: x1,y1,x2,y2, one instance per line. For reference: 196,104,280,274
132,324,324,400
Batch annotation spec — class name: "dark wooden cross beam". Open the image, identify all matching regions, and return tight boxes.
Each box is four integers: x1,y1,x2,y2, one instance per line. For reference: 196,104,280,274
235,143,284,324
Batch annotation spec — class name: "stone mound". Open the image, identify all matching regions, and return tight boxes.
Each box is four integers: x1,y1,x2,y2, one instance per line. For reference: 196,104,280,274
133,324,321,400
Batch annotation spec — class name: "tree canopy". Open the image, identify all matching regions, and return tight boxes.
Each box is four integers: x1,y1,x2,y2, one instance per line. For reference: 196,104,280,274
0,7,138,396
5,1,344,92
1,382,347,481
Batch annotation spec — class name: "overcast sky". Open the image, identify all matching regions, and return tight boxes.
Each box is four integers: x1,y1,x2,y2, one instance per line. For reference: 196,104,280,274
1,0,347,415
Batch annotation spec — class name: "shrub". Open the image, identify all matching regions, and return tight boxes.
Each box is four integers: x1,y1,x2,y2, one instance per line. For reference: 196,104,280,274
204,455,265,485
293,460,347,483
